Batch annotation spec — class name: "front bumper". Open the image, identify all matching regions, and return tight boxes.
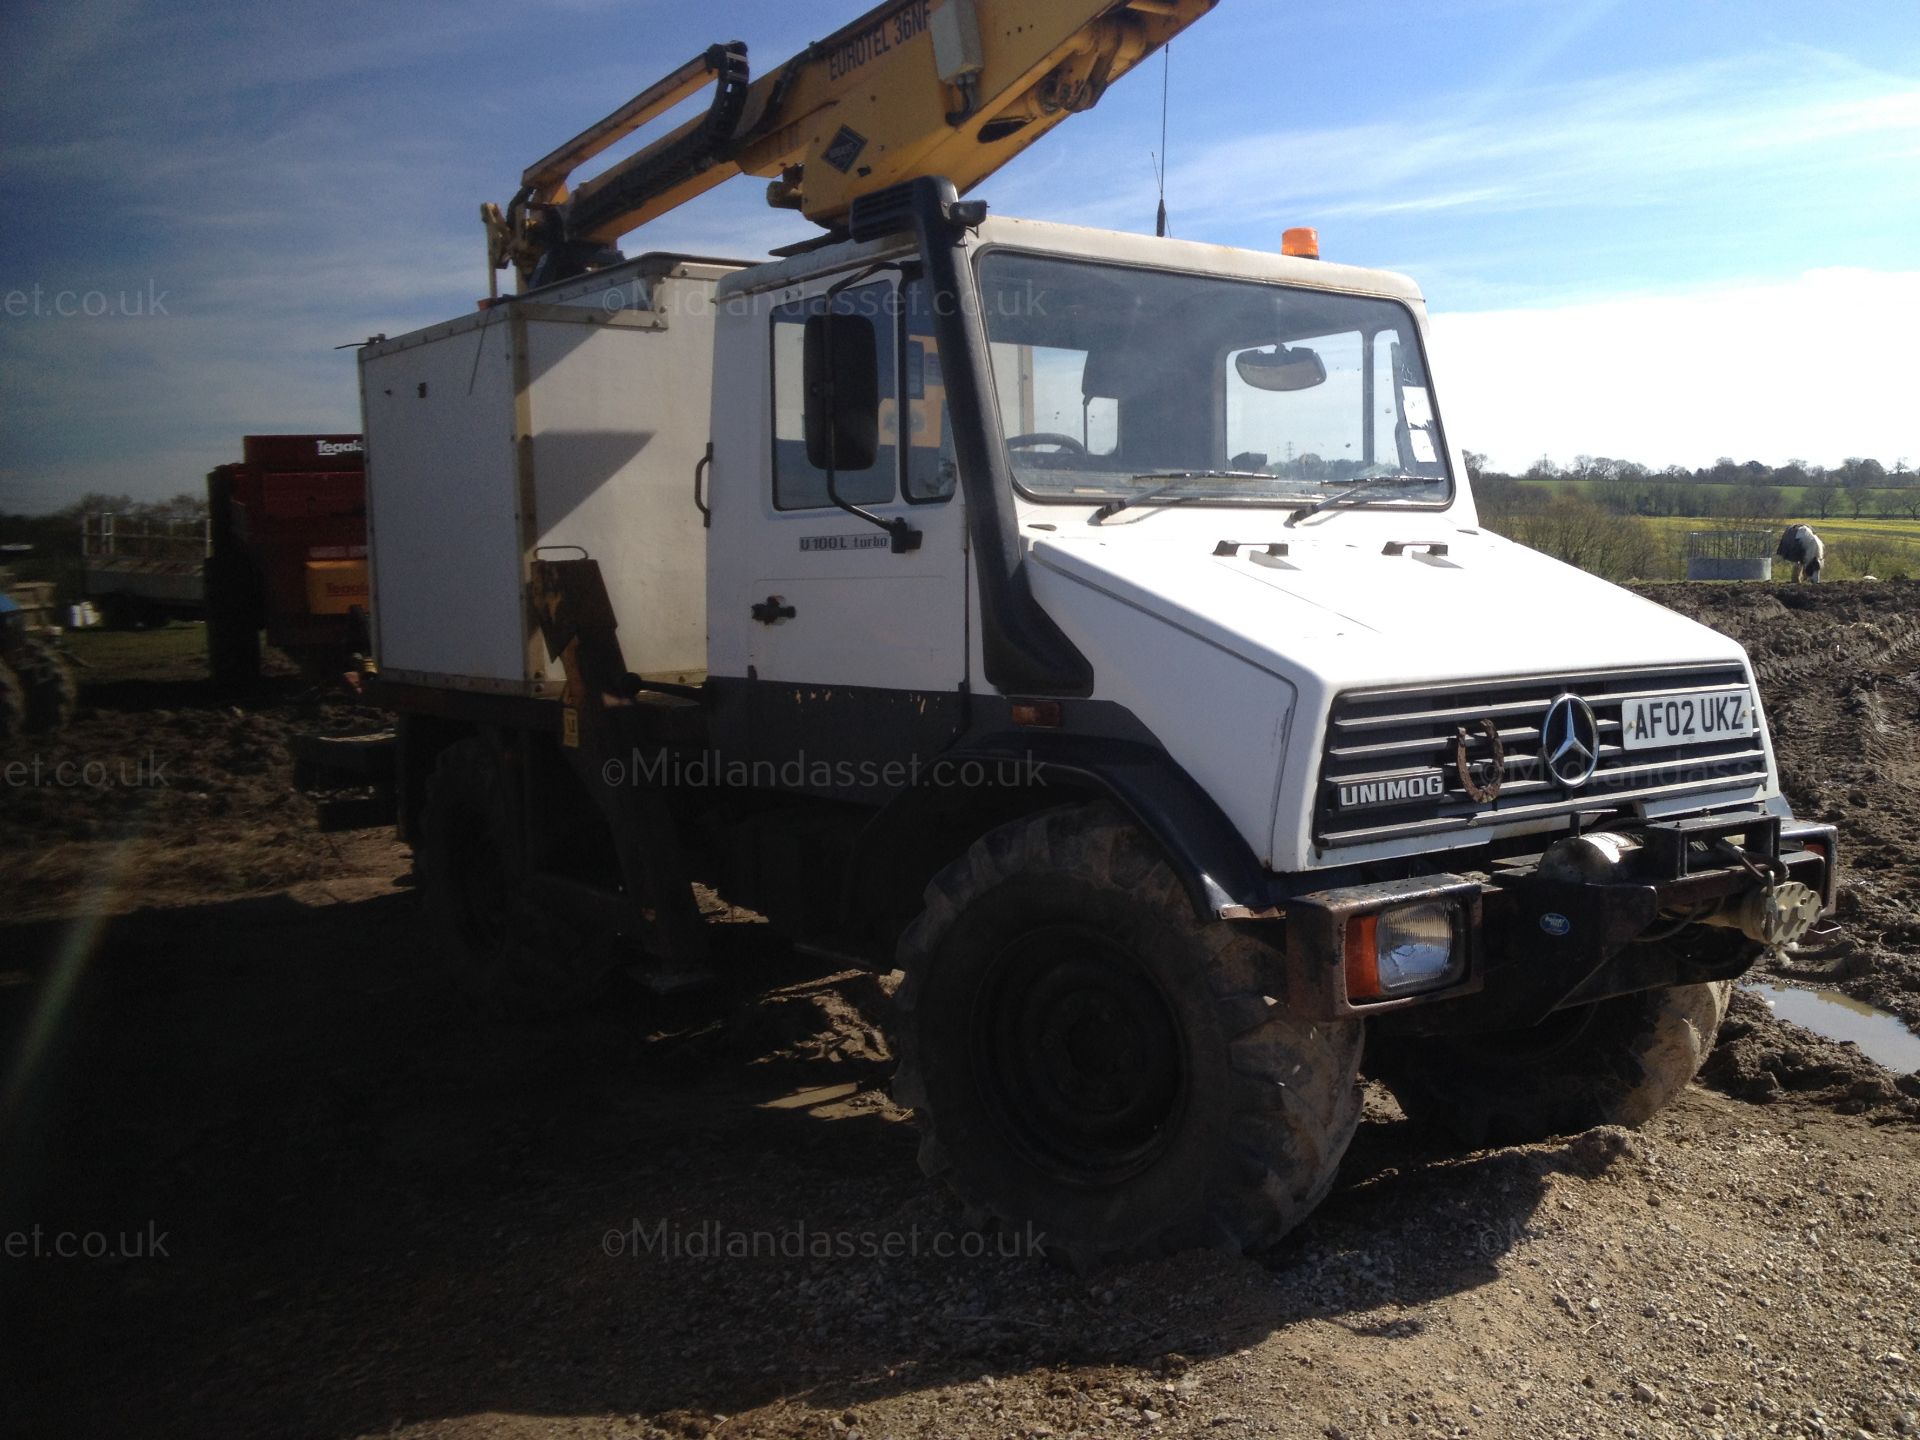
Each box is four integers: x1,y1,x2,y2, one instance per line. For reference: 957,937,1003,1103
1280,809,1837,1030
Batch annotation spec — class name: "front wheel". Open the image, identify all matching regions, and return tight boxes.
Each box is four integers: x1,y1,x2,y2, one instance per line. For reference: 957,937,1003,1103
893,804,1363,1264
1369,980,1733,1147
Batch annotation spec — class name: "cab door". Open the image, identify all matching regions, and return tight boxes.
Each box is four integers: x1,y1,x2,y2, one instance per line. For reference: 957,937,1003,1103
718,273,971,790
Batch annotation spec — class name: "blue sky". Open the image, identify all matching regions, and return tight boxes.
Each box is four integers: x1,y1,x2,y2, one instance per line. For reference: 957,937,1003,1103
2,0,1917,511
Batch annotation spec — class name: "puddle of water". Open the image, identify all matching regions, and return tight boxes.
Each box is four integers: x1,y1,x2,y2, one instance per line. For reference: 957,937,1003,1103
1744,984,1920,1074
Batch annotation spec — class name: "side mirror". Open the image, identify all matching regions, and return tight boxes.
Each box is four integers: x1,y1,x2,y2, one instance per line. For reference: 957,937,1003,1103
1236,344,1327,393
804,312,879,472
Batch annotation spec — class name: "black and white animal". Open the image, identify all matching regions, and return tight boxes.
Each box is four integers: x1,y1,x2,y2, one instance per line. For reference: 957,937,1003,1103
1776,524,1825,583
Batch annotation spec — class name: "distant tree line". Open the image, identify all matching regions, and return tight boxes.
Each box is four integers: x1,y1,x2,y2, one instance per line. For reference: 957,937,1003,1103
1468,453,1920,522
1465,453,1920,583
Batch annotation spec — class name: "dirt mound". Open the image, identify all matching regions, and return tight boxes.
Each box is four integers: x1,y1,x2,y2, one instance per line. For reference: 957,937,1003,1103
0,671,388,919
1702,989,1920,1119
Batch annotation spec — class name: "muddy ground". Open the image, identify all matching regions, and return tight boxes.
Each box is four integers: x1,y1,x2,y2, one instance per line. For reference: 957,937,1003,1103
1633,581,1920,1029
3,584,1919,1440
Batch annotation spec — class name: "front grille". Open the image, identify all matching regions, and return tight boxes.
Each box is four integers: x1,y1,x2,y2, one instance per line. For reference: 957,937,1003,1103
1315,663,1769,849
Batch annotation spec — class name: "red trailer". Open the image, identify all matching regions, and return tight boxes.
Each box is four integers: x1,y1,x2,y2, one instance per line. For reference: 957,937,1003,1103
205,435,368,681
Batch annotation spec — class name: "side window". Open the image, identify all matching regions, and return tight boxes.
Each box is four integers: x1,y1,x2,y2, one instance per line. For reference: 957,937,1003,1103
900,280,956,503
771,284,898,510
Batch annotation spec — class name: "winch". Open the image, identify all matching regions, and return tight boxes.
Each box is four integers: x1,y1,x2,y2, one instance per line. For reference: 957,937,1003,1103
1536,826,1824,951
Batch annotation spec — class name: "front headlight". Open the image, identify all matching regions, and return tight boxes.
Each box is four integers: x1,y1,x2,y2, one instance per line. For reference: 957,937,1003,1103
1374,902,1458,994
1345,900,1465,1002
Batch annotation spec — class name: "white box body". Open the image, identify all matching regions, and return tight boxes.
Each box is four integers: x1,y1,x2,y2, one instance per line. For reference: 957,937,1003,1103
359,256,738,693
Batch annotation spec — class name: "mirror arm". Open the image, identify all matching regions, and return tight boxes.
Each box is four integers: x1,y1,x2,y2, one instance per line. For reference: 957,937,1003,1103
822,265,922,554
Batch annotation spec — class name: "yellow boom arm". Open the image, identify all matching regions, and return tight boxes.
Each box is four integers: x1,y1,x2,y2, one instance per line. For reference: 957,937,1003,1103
485,0,1217,288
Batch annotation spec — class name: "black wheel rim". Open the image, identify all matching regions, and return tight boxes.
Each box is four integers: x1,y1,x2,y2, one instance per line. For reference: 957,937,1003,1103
973,924,1188,1187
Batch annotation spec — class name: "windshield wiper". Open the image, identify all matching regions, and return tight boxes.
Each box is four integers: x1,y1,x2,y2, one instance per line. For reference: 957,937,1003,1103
1284,474,1435,528
1090,471,1275,524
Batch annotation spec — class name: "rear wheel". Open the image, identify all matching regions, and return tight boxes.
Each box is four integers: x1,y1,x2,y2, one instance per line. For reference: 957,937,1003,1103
893,804,1363,1264
97,592,138,630
418,738,613,1015
1370,980,1733,1147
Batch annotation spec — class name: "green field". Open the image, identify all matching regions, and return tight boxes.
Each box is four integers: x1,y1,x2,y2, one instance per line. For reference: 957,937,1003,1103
61,621,210,682
1641,515,1920,579
1481,498,1920,581
1642,514,1920,542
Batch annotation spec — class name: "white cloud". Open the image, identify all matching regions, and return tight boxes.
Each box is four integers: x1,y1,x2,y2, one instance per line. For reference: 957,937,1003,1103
988,47,1920,241
1428,268,1920,471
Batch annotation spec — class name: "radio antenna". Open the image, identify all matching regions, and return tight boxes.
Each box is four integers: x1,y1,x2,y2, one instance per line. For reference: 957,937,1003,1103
1154,43,1172,237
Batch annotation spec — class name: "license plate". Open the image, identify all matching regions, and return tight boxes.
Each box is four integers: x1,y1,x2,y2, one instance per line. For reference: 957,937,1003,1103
1621,689,1754,750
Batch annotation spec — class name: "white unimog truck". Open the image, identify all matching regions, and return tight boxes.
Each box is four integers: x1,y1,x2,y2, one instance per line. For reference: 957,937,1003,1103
360,1,1838,1261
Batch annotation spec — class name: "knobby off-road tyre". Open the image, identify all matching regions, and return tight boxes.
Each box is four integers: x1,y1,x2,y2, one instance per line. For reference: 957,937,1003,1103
418,738,613,1016
1370,979,1733,1148
0,660,25,741
14,637,78,734
893,804,1364,1265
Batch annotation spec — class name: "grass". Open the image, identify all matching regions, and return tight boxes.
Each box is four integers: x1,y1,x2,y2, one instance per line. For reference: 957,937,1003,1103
1641,515,1920,580
1643,515,1920,542
62,622,210,683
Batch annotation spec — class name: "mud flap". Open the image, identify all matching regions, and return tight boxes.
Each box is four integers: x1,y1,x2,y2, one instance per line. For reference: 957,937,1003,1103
528,557,708,973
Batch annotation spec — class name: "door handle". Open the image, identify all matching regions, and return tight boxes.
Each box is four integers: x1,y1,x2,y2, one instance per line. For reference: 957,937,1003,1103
751,596,797,625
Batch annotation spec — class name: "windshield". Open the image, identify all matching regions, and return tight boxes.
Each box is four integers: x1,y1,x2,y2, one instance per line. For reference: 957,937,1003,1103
977,252,1452,510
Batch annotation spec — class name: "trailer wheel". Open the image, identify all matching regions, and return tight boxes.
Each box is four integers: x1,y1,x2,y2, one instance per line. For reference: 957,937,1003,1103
15,638,78,733
419,738,612,1015
1369,980,1732,1147
96,593,137,631
0,661,24,741
893,804,1363,1265
205,554,261,682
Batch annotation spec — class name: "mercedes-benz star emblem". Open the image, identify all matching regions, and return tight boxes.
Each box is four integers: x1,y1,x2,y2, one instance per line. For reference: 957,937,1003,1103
1540,694,1601,790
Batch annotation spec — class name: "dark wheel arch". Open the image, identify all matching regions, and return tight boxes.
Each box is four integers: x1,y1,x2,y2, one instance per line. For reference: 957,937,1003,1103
846,731,1274,958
